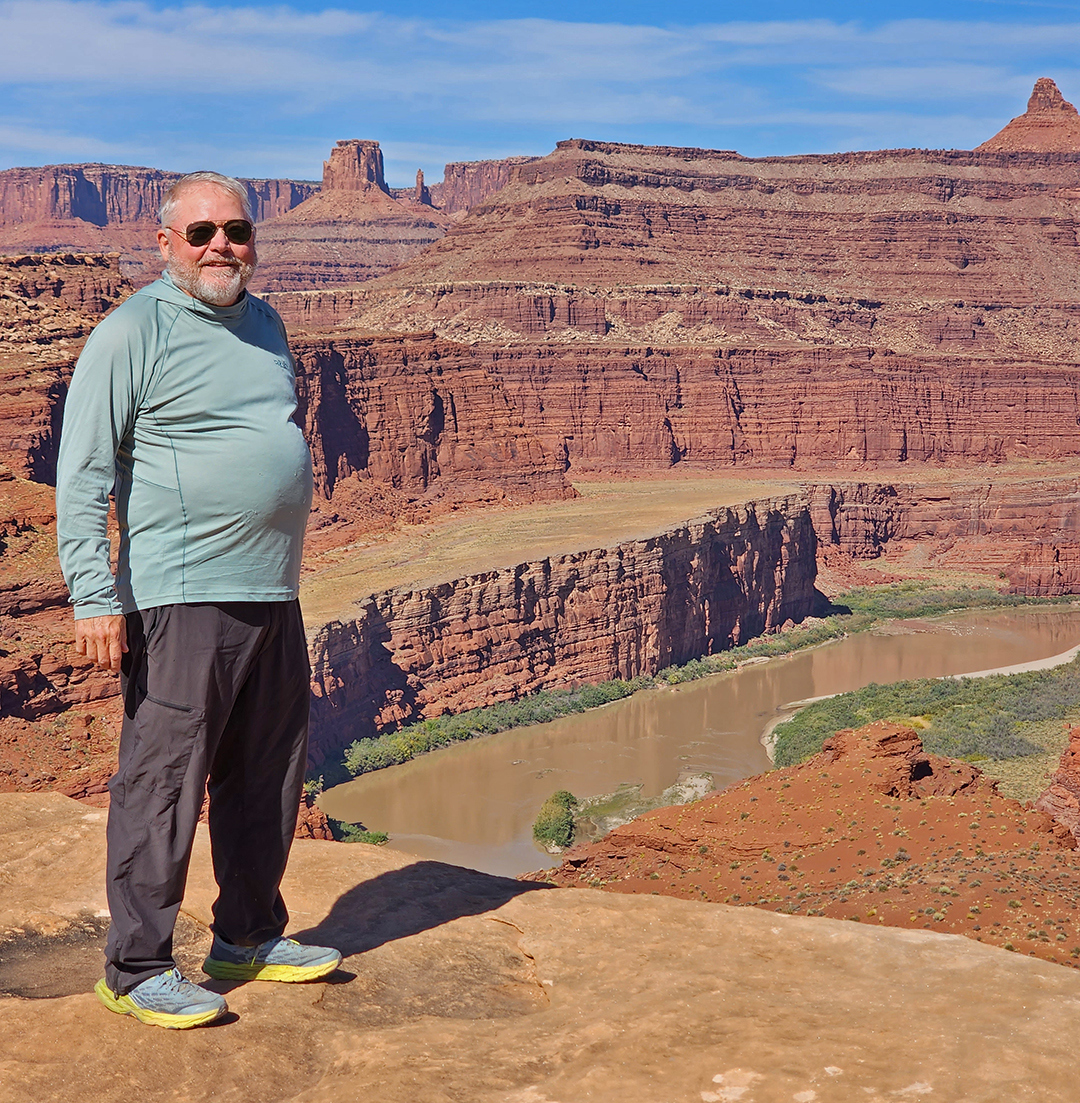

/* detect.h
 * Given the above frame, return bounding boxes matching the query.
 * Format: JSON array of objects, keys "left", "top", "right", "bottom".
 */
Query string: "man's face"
[{"left": 157, "top": 183, "right": 257, "bottom": 306}]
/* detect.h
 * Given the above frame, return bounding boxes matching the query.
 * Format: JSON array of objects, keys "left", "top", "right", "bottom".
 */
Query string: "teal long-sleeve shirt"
[{"left": 56, "top": 273, "right": 313, "bottom": 618}]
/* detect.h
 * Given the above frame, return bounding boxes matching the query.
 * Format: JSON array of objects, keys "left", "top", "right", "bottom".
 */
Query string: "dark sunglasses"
[{"left": 167, "top": 219, "right": 253, "bottom": 247}]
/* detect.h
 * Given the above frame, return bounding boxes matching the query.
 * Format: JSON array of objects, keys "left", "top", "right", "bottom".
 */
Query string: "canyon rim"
[{"left": 4, "top": 77, "right": 1080, "bottom": 1099}]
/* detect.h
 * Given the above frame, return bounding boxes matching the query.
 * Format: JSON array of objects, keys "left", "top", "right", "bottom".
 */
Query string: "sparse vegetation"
[
  {"left": 532, "top": 790, "right": 578, "bottom": 849},
  {"left": 328, "top": 819, "right": 389, "bottom": 845},
  {"left": 335, "top": 583, "right": 1075, "bottom": 780},
  {"left": 772, "top": 654, "right": 1080, "bottom": 768}
]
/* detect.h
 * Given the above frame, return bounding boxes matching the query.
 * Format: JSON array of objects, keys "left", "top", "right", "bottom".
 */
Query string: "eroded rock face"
[
  {"left": 306, "top": 495, "right": 821, "bottom": 761},
  {"left": 1036, "top": 725, "right": 1080, "bottom": 841},
  {"left": 282, "top": 136, "right": 1080, "bottom": 354},
  {"left": 430, "top": 155, "right": 541, "bottom": 213},
  {"left": 251, "top": 141, "right": 453, "bottom": 293},
  {"left": 0, "top": 165, "right": 317, "bottom": 284},
  {"left": 535, "top": 721, "right": 1080, "bottom": 969},
  {"left": 977, "top": 78, "right": 1080, "bottom": 153},
  {"left": 809, "top": 479, "right": 1080, "bottom": 595}
]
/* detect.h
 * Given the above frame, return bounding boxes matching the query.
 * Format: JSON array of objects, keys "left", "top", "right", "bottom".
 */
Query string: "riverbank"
[
  {"left": 325, "top": 583, "right": 1076, "bottom": 788},
  {"left": 320, "top": 604, "right": 1080, "bottom": 875}
]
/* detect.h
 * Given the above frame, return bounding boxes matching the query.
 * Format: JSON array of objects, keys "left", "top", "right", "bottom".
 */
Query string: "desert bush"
[
  {"left": 532, "top": 790, "right": 578, "bottom": 849},
  {"left": 328, "top": 818, "right": 389, "bottom": 844}
]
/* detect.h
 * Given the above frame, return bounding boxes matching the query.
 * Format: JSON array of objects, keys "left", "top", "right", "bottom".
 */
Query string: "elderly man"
[{"left": 56, "top": 170, "right": 341, "bottom": 1029}]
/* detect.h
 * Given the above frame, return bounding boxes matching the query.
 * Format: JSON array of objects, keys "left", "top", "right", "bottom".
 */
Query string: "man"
[{"left": 56, "top": 170, "right": 341, "bottom": 1029}]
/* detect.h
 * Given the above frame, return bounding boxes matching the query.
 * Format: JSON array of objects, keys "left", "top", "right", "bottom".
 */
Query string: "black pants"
[{"left": 104, "top": 601, "right": 310, "bottom": 995}]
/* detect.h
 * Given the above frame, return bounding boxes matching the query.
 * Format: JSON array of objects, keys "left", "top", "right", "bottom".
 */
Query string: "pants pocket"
[{"left": 109, "top": 695, "right": 205, "bottom": 820}]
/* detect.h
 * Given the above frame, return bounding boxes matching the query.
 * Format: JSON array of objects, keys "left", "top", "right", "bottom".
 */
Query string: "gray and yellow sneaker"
[
  {"left": 94, "top": 968, "right": 227, "bottom": 1029},
  {"left": 202, "top": 934, "right": 342, "bottom": 983}
]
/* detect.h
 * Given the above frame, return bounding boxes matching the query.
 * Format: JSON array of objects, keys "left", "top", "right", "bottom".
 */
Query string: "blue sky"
[{"left": 2, "top": 0, "right": 1080, "bottom": 186}]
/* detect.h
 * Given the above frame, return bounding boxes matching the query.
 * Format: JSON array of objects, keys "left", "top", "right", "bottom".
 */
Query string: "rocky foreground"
[
  {"left": 535, "top": 721, "right": 1080, "bottom": 971},
  {"left": 5, "top": 790, "right": 1080, "bottom": 1102}
]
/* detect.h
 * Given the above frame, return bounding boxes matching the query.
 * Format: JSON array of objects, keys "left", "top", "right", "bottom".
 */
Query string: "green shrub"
[
  {"left": 532, "top": 790, "right": 578, "bottom": 849},
  {"left": 328, "top": 818, "right": 389, "bottom": 845}
]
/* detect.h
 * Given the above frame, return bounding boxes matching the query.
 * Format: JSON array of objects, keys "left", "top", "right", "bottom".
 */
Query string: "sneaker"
[
  {"left": 202, "top": 934, "right": 342, "bottom": 983},
  {"left": 94, "top": 968, "right": 227, "bottom": 1029}
]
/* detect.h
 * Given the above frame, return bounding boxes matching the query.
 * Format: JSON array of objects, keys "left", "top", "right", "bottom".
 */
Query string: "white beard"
[{"left": 167, "top": 252, "right": 256, "bottom": 306}]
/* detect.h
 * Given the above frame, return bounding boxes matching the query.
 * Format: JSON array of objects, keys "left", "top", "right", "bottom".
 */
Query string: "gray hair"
[{"left": 159, "top": 171, "right": 253, "bottom": 227}]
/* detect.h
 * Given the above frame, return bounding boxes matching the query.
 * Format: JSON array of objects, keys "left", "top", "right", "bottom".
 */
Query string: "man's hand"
[{"left": 74, "top": 614, "right": 128, "bottom": 674}]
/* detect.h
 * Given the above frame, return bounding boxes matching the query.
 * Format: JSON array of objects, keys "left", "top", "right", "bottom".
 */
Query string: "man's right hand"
[{"left": 74, "top": 614, "right": 128, "bottom": 674}]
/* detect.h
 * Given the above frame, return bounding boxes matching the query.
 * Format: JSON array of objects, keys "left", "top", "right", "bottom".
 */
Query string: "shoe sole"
[
  {"left": 94, "top": 978, "right": 225, "bottom": 1029},
  {"left": 201, "top": 956, "right": 341, "bottom": 983}
]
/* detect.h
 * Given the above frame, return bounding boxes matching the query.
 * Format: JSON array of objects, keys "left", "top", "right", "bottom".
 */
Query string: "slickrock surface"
[
  {"left": 977, "top": 78, "right": 1080, "bottom": 153},
  {"left": 536, "top": 721, "right": 1080, "bottom": 971},
  {"left": 6, "top": 792, "right": 1080, "bottom": 1103}
]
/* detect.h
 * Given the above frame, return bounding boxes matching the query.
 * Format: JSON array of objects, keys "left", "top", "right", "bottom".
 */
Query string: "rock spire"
[
  {"left": 322, "top": 139, "right": 390, "bottom": 193},
  {"left": 976, "top": 77, "right": 1080, "bottom": 152}
]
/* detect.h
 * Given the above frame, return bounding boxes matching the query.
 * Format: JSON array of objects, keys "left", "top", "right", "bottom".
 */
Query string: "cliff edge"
[{"left": 5, "top": 791, "right": 1080, "bottom": 1101}]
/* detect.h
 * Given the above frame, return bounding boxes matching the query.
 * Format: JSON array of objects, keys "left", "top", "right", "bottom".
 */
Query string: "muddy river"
[{"left": 319, "top": 606, "right": 1080, "bottom": 877}]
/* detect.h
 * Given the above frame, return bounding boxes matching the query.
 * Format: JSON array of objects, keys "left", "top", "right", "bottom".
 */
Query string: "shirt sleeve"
[{"left": 55, "top": 302, "right": 153, "bottom": 618}]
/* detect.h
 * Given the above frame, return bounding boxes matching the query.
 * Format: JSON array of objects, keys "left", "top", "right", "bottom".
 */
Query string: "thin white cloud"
[{"left": 1, "top": 2, "right": 1079, "bottom": 171}]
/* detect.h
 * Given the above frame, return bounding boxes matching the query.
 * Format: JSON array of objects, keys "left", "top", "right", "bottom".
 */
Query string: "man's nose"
[{"left": 207, "top": 227, "right": 233, "bottom": 249}]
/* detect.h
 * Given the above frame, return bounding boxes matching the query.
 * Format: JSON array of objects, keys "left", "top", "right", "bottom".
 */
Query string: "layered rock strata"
[
  {"left": 810, "top": 479, "right": 1080, "bottom": 595},
  {"left": 290, "top": 331, "right": 571, "bottom": 504},
  {"left": 0, "top": 165, "right": 317, "bottom": 284},
  {"left": 269, "top": 335, "right": 1080, "bottom": 475},
  {"left": 535, "top": 720, "right": 1080, "bottom": 969},
  {"left": 430, "top": 155, "right": 541, "bottom": 213},
  {"left": 1036, "top": 725, "right": 1080, "bottom": 841},
  {"left": 978, "top": 77, "right": 1080, "bottom": 153},
  {"left": 251, "top": 141, "right": 452, "bottom": 293},
  {"left": 306, "top": 495, "right": 820, "bottom": 763},
  {"left": 271, "top": 125, "right": 1080, "bottom": 365}
]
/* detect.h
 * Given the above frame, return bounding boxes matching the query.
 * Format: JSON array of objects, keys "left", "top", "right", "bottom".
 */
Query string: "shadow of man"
[{"left": 289, "top": 859, "right": 555, "bottom": 957}]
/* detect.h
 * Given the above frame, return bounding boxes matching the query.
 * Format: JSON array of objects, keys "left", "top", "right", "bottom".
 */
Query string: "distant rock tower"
[
  {"left": 414, "top": 169, "right": 432, "bottom": 206},
  {"left": 322, "top": 140, "right": 390, "bottom": 193},
  {"left": 976, "top": 78, "right": 1080, "bottom": 152}
]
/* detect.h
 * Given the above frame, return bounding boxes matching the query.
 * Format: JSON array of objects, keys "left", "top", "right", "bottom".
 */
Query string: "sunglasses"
[{"left": 167, "top": 219, "right": 253, "bottom": 247}]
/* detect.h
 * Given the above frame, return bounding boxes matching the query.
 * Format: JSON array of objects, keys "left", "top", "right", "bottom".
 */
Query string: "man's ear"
[{"left": 157, "top": 228, "right": 171, "bottom": 263}]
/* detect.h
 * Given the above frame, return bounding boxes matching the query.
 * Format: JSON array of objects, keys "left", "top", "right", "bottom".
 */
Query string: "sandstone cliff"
[
  {"left": 810, "top": 478, "right": 1080, "bottom": 595},
  {"left": 264, "top": 335, "right": 1080, "bottom": 476},
  {"left": 430, "top": 155, "right": 541, "bottom": 213},
  {"left": 0, "top": 163, "right": 316, "bottom": 226},
  {"left": 290, "top": 331, "right": 571, "bottom": 504},
  {"left": 272, "top": 134, "right": 1080, "bottom": 367},
  {"left": 306, "top": 495, "right": 820, "bottom": 763},
  {"left": 0, "top": 164, "right": 317, "bottom": 284},
  {"left": 250, "top": 141, "right": 452, "bottom": 293},
  {"left": 977, "top": 78, "right": 1080, "bottom": 153},
  {"left": 1036, "top": 725, "right": 1080, "bottom": 841}
]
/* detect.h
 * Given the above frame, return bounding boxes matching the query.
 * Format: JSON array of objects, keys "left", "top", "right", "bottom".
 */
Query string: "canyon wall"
[
  {"left": 0, "top": 163, "right": 317, "bottom": 226},
  {"left": 277, "top": 333, "right": 1080, "bottom": 474},
  {"left": 430, "top": 156, "right": 541, "bottom": 213},
  {"left": 810, "top": 479, "right": 1080, "bottom": 595},
  {"left": 290, "top": 331, "right": 571, "bottom": 505},
  {"left": 305, "top": 495, "right": 820, "bottom": 762}
]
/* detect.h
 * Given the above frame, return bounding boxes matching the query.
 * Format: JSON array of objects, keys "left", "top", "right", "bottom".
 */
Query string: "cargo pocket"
[{"left": 108, "top": 694, "right": 205, "bottom": 822}]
